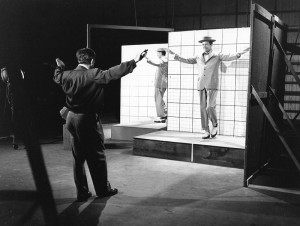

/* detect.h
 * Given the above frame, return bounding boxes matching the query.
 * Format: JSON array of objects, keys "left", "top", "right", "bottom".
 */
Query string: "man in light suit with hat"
[
  {"left": 145, "top": 48, "right": 168, "bottom": 123},
  {"left": 168, "top": 36, "right": 249, "bottom": 139}
]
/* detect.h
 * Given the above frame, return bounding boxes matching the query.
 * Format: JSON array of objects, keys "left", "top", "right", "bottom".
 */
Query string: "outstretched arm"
[
  {"left": 94, "top": 60, "right": 136, "bottom": 84},
  {"left": 146, "top": 56, "right": 167, "bottom": 67},
  {"left": 166, "top": 48, "right": 197, "bottom": 64},
  {"left": 219, "top": 47, "right": 250, "bottom": 61},
  {"left": 93, "top": 50, "right": 147, "bottom": 84}
]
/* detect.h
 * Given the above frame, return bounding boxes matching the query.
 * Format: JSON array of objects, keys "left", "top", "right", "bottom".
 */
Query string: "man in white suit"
[
  {"left": 145, "top": 48, "right": 168, "bottom": 123},
  {"left": 168, "top": 36, "right": 249, "bottom": 139}
]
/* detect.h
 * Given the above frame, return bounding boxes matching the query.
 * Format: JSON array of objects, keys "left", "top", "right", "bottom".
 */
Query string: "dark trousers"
[{"left": 66, "top": 111, "right": 108, "bottom": 196}]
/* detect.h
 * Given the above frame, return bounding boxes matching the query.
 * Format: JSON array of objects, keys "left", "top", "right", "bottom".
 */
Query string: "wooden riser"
[{"left": 133, "top": 131, "right": 245, "bottom": 169}]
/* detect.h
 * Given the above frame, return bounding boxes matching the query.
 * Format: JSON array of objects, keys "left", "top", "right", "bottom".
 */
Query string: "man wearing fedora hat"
[
  {"left": 168, "top": 36, "right": 249, "bottom": 139},
  {"left": 145, "top": 48, "right": 168, "bottom": 123}
]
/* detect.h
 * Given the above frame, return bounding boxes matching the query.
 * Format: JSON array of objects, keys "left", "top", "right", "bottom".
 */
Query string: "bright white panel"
[
  {"left": 121, "top": 43, "right": 168, "bottom": 123},
  {"left": 180, "top": 103, "right": 193, "bottom": 117},
  {"left": 167, "top": 27, "right": 250, "bottom": 137},
  {"left": 181, "top": 74, "right": 194, "bottom": 89},
  {"left": 223, "top": 28, "right": 238, "bottom": 44},
  {"left": 237, "top": 27, "right": 251, "bottom": 43},
  {"left": 180, "top": 118, "right": 193, "bottom": 132},
  {"left": 181, "top": 31, "right": 195, "bottom": 45}
]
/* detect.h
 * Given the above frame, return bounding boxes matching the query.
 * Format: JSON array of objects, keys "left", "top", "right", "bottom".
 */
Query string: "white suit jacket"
[
  {"left": 174, "top": 51, "right": 240, "bottom": 90},
  {"left": 147, "top": 56, "right": 168, "bottom": 89}
]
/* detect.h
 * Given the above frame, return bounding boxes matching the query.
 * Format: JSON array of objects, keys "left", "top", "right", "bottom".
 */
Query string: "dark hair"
[
  {"left": 158, "top": 50, "right": 166, "bottom": 56},
  {"left": 76, "top": 48, "right": 96, "bottom": 64}
]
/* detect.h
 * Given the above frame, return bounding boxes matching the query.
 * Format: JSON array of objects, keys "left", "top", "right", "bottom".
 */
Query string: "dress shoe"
[
  {"left": 211, "top": 126, "right": 218, "bottom": 138},
  {"left": 202, "top": 131, "right": 210, "bottom": 139},
  {"left": 76, "top": 191, "right": 92, "bottom": 202},
  {"left": 97, "top": 188, "right": 118, "bottom": 199}
]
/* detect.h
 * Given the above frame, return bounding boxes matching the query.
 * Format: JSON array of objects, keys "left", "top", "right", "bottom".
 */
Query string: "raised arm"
[
  {"left": 146, "top": 57, "right": 168, "bottom": 67},
  {"left": 219, "top": 47, "right": 250, "bottom": 61},
  {"left": 53, "top": 58, "right": 65, "bottom": 85},
  {"left": 93, "top": 60, "right": 137, "bottom": 84},
  {"left": 167, "top": 48, "right": 197, "bottom": 64},
  {"left": 93, "top": 50, "right": 147, "bottom": 84}
]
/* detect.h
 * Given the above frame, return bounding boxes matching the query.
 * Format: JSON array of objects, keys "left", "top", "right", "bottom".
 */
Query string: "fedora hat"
[{"left": 199, "top": 36, "right": 216, "bottom": 43}]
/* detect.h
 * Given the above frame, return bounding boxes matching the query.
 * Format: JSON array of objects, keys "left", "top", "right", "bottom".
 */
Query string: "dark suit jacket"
[{"left": 54, "top": 60, "right": 136, "bottom": 113}]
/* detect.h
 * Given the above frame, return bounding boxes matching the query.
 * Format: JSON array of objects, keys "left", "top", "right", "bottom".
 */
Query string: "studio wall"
[{"left": 167, "top": 27, "right": 250, "bottom": 136}]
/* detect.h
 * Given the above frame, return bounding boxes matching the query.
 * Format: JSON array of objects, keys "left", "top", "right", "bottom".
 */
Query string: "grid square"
[
  {"left": 180, "top": 89, "right": 194, "bottom": 104},
  {"left": 220, "top": 91, "right": 235, "bottom": 106},
  {"left": 219, "top": 120, "right": 234, "bottom": 136},
  {"left": 167, "top": 117, "right": 179, "bottom": 131},
  {"left": 193, "top": 104, "right": 201, "bottom": 119},
  {"left": 223, "top": 28, "right": 238, "bottom": 44},
  {"left": 169, "top": 32, "right": 181, "bottom": 46},
  {"left": 168, "top": 103, "right": 180, "bottom": 117},
  {"left": 237, "top": 27, "right": 251, "bottom": 44},
  {"left": 180, "top": 118, "right": 193, "bottom": 132},
  {"left": 220, "top": 75, "right": 236, "bottom": 90},
  {"left": 181, "top": 63, "right": 194, "bottom": 75},
  {"left": 234, "top": 121, "right": 247, "bottom": 137},
  {"left": 181, "top": 74, "right": 194, "bottom": 89},
  {"left": 236, "top": 76, "right": 248, "bottom": 91},
  {"left": 192, "top": 118, "right": 202, "bottom": 132},
  {"left": 235, "top": 106, "right": 247, "bottom": 121},
  {"left": 168, "top": 75, "right": 181, "bottom": 89},
  {"left": 235, "top": 91, "right": 248, "bottom": 107},
  {"left": 168, "top": 89, "right": 181, "bottom": 103},
  {"left": 168, "top": 61, "right": 181, "bottom": 75},
  {"left": 219, "top": 106, "right": 235, "bottom": 120},
  {"left": 180, "top": 103, "right": 193, "bottom": 118},
  {"left": 181, "top": 31, "right": 195, "bottom": 45}
]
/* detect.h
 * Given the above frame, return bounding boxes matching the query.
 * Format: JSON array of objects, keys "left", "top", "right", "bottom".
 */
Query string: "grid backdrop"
[
  {"left": 167, "top": 28, "right": 250, "bottom": 137},
  {"left": 121, "top": 44, "right": 168, "bottom": 123}
]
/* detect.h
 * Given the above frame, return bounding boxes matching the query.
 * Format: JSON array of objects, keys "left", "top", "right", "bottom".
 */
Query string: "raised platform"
[
  {"left": 111, "top": 121, "right": 167, "bottom": 141},
  {"left": 133, "top": 131, "right": 245, "bottom": 168}
]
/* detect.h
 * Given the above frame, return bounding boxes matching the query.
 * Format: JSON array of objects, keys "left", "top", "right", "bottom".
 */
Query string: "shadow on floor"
[{"left": 58, "top": 197, "right": 110, "bottom": 226}]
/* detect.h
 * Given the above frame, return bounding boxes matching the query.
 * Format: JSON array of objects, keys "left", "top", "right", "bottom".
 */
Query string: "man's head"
[
  {"left": 202, "top": 41, "right": 213, "bottom": 53},
  {"left": 199, "top": 36, "right": 216, "bottom": 53},
  {"left": 76, "top": 48, "right": 96, "bottom": 66},
  {"left": 156, "top": 48, "right": 166, "bottom": 58}
]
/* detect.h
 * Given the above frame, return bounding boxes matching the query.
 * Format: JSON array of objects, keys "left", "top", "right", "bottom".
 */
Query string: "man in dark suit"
[{"left": 54, "top": 48, "right": 145, "bottom": 201}]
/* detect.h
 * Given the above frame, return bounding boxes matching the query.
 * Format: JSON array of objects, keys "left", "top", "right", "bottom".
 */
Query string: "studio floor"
[{"left": 0, "top": 138, "right": 300, "bottom": 226}]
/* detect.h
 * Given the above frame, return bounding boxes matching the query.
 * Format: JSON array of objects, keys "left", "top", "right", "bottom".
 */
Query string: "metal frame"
[
  {"left": 245, "top": 3, "right": 300, "bottom": 187},
  {"left": 86, "top": 24, "right": 174, "bottom": 48},
  {"left": 251, "top": 86, "right": 300, "bottom": 171},
  {"left": 245, "top": 3, "right": 288, "bottom": 187}
]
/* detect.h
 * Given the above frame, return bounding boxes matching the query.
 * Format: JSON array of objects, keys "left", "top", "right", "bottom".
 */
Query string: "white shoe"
[
  {"left": 211, "top": 126, "right": 218, "bottom": 138},
  {"left": 202, "top": 131, "right": 210, "bottom": 139}
]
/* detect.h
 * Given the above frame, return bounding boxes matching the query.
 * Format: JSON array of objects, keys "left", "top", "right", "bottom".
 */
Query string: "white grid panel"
[
  {"left": 121, "top": 44, "right": 168, "bottom": 123},
  {"left": 167, "top": 28, "right": 250, "bottom": 136}
]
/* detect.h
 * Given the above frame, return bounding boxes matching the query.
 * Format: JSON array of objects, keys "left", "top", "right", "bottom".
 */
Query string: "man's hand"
[
  {"left": 240, "top": 47, "right": 250, "bottom": 55},
  {"left": 166, "top": 48, "right": 175, "bottom": 55},
  {"left": 56, "top": 58, "right": 65, "bottom": 68},
  {"left": 134, "top": 49, "right": 148, "bottom": 63}
]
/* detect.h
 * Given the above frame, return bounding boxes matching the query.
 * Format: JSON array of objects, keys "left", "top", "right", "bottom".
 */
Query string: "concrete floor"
[{"left": 1, "top": 140, "right": 300, "bottom": 226}]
